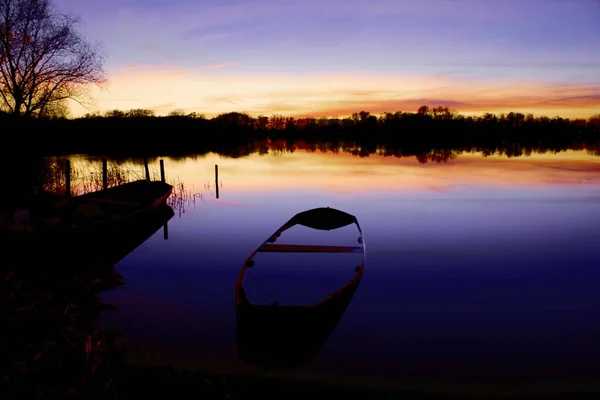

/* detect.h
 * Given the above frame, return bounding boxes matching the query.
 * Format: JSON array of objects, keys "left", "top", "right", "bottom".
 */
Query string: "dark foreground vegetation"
[{"left": 2, "top": 107, "right": 599, "bottom": 160}]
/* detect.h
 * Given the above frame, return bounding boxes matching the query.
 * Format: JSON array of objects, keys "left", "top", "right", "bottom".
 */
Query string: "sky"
[{"left": 54, "top": 0, "right": 600, "bottom": 118}]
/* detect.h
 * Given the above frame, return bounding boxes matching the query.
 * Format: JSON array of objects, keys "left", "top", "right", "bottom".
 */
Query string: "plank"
[{"left": 257, "top": 243, "right": 364, "bottom": 253}]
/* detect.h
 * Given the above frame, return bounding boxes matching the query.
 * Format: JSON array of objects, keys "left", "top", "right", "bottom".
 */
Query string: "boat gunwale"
[{"left": 235, "top": 207, "right": 366, "bottom": 309}]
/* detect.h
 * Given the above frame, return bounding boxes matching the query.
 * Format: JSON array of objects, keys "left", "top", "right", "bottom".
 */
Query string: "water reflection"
[
  {"left": 236, "top": 208, "right": 365, "bottom": 369},
  {"left": 70, "top": 150, "right": 600, "bottom": 198},
  {"left": 99, "top": 205, "right": 174, "bottom": 265},
  {"left": 12, "top": 143, "right": 598, "bottom": 212},
  {"left": 74, "top": 137, "right": 600, "bottom": 165},
  {"left": 6, "top": 147, "right": 600, "bottom": 389},
  {"left": 94, "top": 146, "right": 600, "bottom": 386},
  {"left": 167, "top": 181, "right": 208, "bottom": 217}
]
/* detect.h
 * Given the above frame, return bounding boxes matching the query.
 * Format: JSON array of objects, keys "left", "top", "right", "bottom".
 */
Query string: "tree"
[
  {"left": 0, "top": 0, "right": 105, "bottom": 117},
  {"left": 417, "top": 105, "right": 429, "bottom": 115},
  {"left": 125, "top": 108, "right": 154, "bottom": 118},
  {"left": 253, "top": 115, "right": 268, "bottom": 130},
  {"left": 105, "top": 109, "right": 125, "bottom": 118},
  {"left": 167, "top": 109, "right": 186, "bottom": 117}
]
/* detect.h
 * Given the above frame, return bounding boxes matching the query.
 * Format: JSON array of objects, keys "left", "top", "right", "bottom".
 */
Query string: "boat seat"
[{"left": 257, "top": 244, "right": 364, "bottom": 253}]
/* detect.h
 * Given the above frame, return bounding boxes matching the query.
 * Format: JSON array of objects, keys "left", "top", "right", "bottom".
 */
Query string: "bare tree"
[{"left": 0, "top": 0, "right": 105, "bottom": 117}]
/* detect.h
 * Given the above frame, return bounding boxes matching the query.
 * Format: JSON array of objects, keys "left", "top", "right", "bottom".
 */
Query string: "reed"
[
  {"left": 167, "top": 180, "right": 206, "bottom": 216},
  {"left": 38, "top": 159, "right": 155, "bottom": 197}
]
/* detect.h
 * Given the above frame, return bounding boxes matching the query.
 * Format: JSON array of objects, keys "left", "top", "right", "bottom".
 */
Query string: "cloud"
[
  {"left": 86, "top": 68, "right": 600, "bottom": 119},
  {"left": 535, "top": 94, "right": 600, "bottom": 106},
  {"left": 345, "top": 90, "right": 390, "bottom": 97},
  {"left": 201, "top": 62, "right": 234, "bottom": 72},
  {"left": 150, "top": 103, "right": 178, "bottom": 114}
]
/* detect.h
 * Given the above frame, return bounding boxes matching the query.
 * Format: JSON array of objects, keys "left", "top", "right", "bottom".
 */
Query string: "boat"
[
  {"left": 235, "top": 207, "right": 366, "bottom": 369},
  {"left": 3, "top": 180, "right": 172, "bottom": 234}
]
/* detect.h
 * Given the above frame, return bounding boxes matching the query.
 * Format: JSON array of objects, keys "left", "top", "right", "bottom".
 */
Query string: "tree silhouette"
[
  {"left": 125, "top": 108, "right": 154, "bottom": 118},
  {"left": 0, "top": 0, "right": 105, "bottom": 117},
  {"left": 104, "top": 109, "right": 125, "bottom": 118},
  {"left": 417, "top": 105, "right": 430, "bottom": 115},
  {"left": 167, "top": 109, "right": 186, "bottom": 117},
  {"left": 1, "top": 105, "right": 598, "bottom": 161}
]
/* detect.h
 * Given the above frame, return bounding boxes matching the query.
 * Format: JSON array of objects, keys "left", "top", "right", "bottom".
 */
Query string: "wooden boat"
[
  {"left": 3, "top": 180, "right": 172, "bottom": 236},
  {"left": 2, "top": 180, "right": 173, "bottom": 265},
  {"left": 235, "top": 207, "right": 366, "bottom": 369}
]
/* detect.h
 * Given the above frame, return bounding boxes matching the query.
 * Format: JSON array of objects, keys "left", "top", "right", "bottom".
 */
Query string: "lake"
[{"left": 68, "top": 149, "right": 600, "bottom": 386}]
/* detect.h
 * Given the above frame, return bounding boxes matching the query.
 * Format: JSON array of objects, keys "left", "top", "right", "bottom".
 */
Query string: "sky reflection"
[
  {"left": 98, "top": 150, "right": 600, "bottom": 382},
  {"left": 72, "top": 149, "right": 600, "bottom": 196}
]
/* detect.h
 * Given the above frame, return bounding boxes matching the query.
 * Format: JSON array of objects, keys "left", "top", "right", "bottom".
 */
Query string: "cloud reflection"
[{"left": 88, "top": 150, "right": 600, "bottom": 196}]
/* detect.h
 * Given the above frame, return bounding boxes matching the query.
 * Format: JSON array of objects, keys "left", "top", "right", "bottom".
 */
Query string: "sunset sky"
[{"left": 55, "top": 0, "right": 600, "bottom": 118}]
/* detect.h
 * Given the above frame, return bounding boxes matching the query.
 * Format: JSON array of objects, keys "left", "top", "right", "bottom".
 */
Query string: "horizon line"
[{"left": 72, "top": 106, "right": 600, "bottom": 121}]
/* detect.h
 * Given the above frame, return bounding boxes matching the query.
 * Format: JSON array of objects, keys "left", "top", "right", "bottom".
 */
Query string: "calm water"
[{"left": 73, "top": 150, "right": 600, "bottom": 383}]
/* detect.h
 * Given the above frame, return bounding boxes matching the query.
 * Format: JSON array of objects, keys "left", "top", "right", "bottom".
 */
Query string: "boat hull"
[
  {"left": 1, "top": 180, "right": 173, "bottom": 260},
  {"left": 235, "top": 207, "right": 366, "bottom": 369}
]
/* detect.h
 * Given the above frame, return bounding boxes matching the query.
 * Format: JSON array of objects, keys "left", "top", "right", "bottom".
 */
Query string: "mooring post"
[
  {"left": 163, "top": 221, "right": 169, "bottom": 240},
  {"left": 215, "top": 164, "right": 219, "bottom": 199},
  {"left": 102, "top": 159, "right": 108, "bottom": 190},
  {"left": 144, "top": 158, "right": 150, "bottom": 181},
  {"left": 65, "top": 160, "right": 71, "bottom": 197},
  {"left": 160, "top": 159, "right": 165, "bottom": 183}
]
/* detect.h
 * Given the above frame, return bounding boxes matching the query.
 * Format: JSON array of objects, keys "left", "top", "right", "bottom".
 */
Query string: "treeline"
[{"left": 1, "top": 106, "right": 599, "bottom": 158}]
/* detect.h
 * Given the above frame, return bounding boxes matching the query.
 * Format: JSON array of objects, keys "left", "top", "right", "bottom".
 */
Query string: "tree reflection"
[{"left": 1, "top": 106, "right": 597, "bottom": 161}]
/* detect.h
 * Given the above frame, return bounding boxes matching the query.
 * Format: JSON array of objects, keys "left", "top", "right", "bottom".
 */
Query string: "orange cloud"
[{"left": 75, "top": 67, "right": 600, "bottom": 119}]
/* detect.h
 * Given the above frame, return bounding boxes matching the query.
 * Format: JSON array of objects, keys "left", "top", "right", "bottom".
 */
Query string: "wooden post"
[
  {"left": 102, "top": 159, "right": 108, "bottom": 190},
  {"left": 65, "top": 160, "right": 71, "bottom": 197},
  {"left": 160, "top": 159, "right": 165, "bottom": 183},
  {"left": 163, "top": 221, "right": 169, "bottom": 240},
  {"left": 144, "top": 158, "right": 150, "bottom": 181},
  {"left": 215, "top": 164, "right": 219, "bottom": 199}
]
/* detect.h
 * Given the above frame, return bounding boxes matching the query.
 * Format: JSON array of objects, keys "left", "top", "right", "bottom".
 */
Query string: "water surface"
[{"left": 80, "top": 150, "right": 600, "bottom": 384}]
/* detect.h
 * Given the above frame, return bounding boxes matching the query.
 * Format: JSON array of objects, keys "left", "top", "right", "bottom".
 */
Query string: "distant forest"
[{"left": 2, "top": 106, "right": 599, "bottom": 159}]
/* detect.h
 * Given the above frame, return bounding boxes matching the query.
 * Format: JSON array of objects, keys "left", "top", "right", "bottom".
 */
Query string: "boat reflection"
[
  {"left": 96, "top": 204, "right": 174, "bottom": 265},
  {"left": 235, "top": 207, "right": 366, "bottom": 369},
  {"left": 3, "top": 201, "right": 174, "bottom": 267}
]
